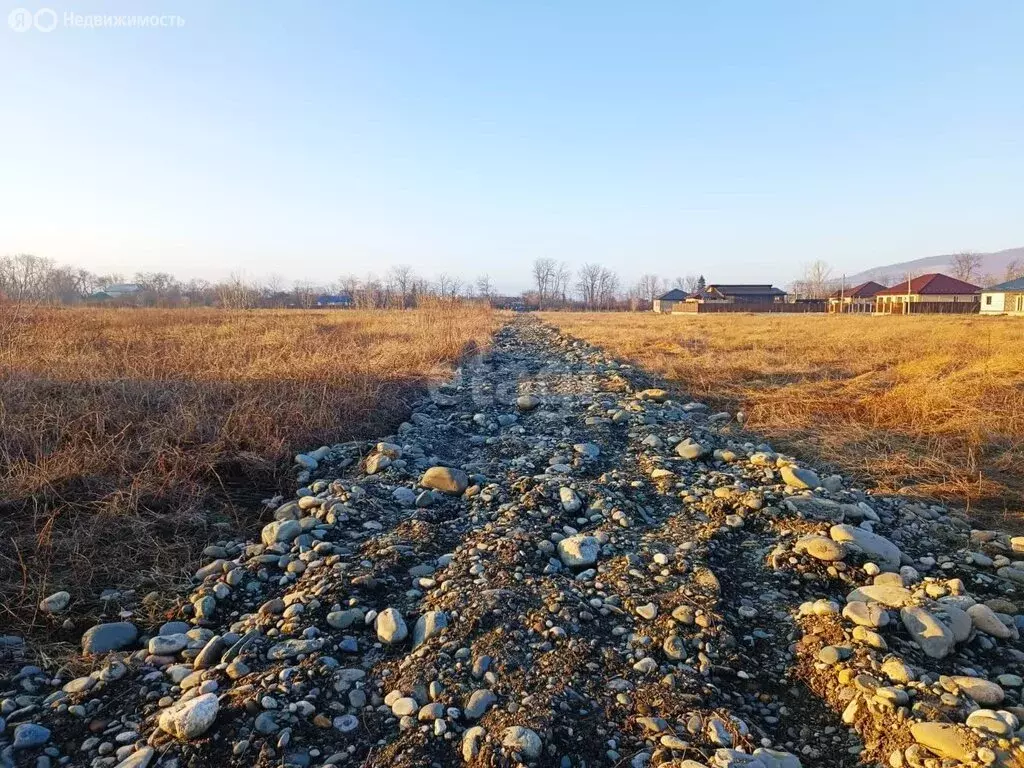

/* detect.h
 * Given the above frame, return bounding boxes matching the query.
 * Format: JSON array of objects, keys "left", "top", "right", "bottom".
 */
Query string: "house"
[
  {"left": 314, "top": 293, "right": 353, "bottom": 308},
  {"left": 689, "top": 284, "right": 787, "bottom": 303},
  {"left": 652, "top": 288, "right": 689, "bottom": 313},
  {"left": 980, "top": 277, "right": 1024, "bottom": 316},
  {"left": 873, "top": 273, "right": 980, "bottom": 314},
  {"left": 828, "top": 281, "right": 886, "bottom": 314},
  {"left": 102, "top": 283, "right": 143, "bottom": 297}
]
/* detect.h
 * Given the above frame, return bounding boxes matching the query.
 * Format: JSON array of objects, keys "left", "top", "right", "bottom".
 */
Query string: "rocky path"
[{"left": 4, "top": 317, "right": 1024, "bottom": 768}]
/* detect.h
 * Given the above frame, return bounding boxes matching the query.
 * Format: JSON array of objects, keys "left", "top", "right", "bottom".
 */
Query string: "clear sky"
[{"left": 2, "top": 1, "right": 1022, "bottom": 292}]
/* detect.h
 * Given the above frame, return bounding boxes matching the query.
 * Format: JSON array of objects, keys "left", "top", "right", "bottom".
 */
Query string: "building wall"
[
  {"left": 653, "top": 299, "right": 681, "bottom": 313},
  {"left": 981, "top": 292, "right": 1006, "bottom": 314}
]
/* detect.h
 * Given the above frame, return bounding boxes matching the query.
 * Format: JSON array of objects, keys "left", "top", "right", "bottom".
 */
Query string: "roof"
[
  {"left": 706, "top": 284, "right": 787, "bottom": 296},
  {"left": 830, "top": 280, "right": 886, "bottom": 299},
  {"left": 102, "top": 283, "right": 142, "bottom": 293},
  {"left": 656, "top": 289, "right": 689, "bottom": 301},
  {"left": 874, "top": 273, "right": 981, "bottom": 296},
  {"left": 984, "top": 277, "right": 1024, "bottom": 292}
]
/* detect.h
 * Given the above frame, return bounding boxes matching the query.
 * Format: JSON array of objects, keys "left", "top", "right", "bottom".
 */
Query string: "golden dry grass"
[
  {"left": 543, "top": 311, "right": 1024, "bottom": 528},
  {"left": 0, "top": 301, "right": 497, "bottom": 642}
]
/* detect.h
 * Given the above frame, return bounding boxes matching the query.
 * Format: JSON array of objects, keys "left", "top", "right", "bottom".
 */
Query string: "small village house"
[
  {"left": 980, "top": 277, "right": 1024, "bottom": 316},
  {"left": 827, "top": 280, "right": 886, "bottom": 313},
  {"left": 873, "top": 273, "right": 980, "bottom": 314},
  {"left": 652, "top": 288, "right": 689, "bottom": 313},
  {"left": 688, "top": 284, "right": 787, "bottom": 303}
]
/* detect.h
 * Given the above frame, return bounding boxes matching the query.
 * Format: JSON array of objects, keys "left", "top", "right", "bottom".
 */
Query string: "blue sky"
[{"left": 2, "top": 1, "right": 1022, "bottom": 292}]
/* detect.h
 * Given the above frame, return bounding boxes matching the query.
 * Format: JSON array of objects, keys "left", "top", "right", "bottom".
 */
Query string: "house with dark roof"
[
  {"left": 652, "top": 288, "right": 689, "bottom": 313},
  {"left": 981, "top": 276, "right": 1024, "bottom": 316},
  {"left": 827, "top": 280, "right": 886, "bottom": 314},
  {"left": 314, "top": 293, "right": 353, "bottom": 308},
  {"left": 691, "top": 284, "right": 787, "bottom": 304},
  {"left": 873, "top": 273, "right": 981, "bottom": 314}
]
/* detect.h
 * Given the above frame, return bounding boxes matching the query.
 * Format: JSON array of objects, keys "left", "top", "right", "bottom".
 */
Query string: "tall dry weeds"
[
  {"left": 543, "top": 312, "right": 1024, "bottom": 528},
  {"left": 0, "top": 302, "right": 496, "bottom": 644}
]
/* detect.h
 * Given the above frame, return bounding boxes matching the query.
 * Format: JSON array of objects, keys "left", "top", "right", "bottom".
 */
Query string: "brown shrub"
[
  {"left": 542, "top": 312, "right": 1024, "bottom": 528},
  {"left": 0, "top": 301, "right": 496, "bottom": 642}
]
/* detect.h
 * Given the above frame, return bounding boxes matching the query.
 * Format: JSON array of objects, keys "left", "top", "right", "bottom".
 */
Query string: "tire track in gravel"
[{"left": 5, "top": 316, "right": 1024, "bottom": 768}]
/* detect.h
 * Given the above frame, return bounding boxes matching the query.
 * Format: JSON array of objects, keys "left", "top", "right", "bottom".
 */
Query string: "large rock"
[
  {"left": 82, "top": 622, "right": 138, "bottom": 654},
  {"left": 375, "top": 608, "right": 408, "bottom": 644},
  {"left": 557, "top": 535, "right": 600, "bottom": 568},
  {"left": 261, "top": 519, "right": 302, "bottom": 546},
  {"left": 420, "top": 466, "right": 469, "bottom": 495},
  {"left": 158, "top": 693, "right": 219, "bottom": 740},
  {"left": 794, "top": 535, "right": 846, "bottom": 562},
  {"left": 12, "top": 723, "right": 51, "bottom": 750},
  {"left": 516, "top": 394, "right": 541, "bottom": 411},
  {"left": 901, "top": 606, "right": 955, "bottom": 659},
  {"left": 464, "top": 689, "right": 497, "bottom": 719},
  {"left": 829, "top": 524, "right": 902, "bottom": 571},
  {"left": 967, "top": 603, "right": 1013, "bottom": 639},
  {"left": 910, "top": 722, "right": 975, "bottom": 762},
  {"left": 846, "top": 584, "right": 916, "bottom": 608},
  {"left": 502, "top": 726, "right": 542, "bottom": 759},
  {"left": 412, "top": 611, "right": 448, "bottom": 648},
  {"left": 946, "top": 675, "right": 1004, "bottom": 706},
  {"left": 780, "top": 465, "right": 820, "bottom": 489}
]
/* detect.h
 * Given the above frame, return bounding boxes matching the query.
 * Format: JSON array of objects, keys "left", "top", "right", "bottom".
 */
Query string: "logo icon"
[
  {"left": 34, "top": 7, "right": 57, "bottom": 31},
  {"left": 8, "top": 7, "right": 34, "bottom": 31}
]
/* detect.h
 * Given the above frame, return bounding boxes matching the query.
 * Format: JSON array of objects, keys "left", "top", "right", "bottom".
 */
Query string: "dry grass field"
[
  {"left": 544, "top": 312, "right": 1024, "bottom": 528},
  {"left": 0, "top": 301, "right": 496, "bottom": 642}
]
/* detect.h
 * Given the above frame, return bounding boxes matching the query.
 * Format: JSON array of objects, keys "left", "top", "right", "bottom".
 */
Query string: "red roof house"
[{"left": 874, "top": 273, "right": 981, "bottom": 314}]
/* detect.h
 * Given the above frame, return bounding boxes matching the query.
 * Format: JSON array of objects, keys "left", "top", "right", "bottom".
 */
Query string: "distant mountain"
[{"left": 841, "top": 247, "right": 1024, "bottom": 289}]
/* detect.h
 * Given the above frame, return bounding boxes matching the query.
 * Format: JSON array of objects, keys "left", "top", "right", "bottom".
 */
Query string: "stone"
[
  {"left": 559, "top": 487, "right": 582, "bottom": 512},
  {"left": 901, "top": 606, "right": 955, "bottom": 659},
  {"left": 517, "top": 394, "right": 541, "bottom": 411},
  {"left": 557, "top": 535, "right": 600, "bottom": 568},
  {"left": 845, "top": 584, "right": 916, "bottom": 608},
  {"left": 375, "top": 608, "right": 408, "bottom": 644},
  {"left": 463, "top": 726, "right": 486, "bottom": 761},
  {"left": 82, "top": 622, "right": 138, "bottom": 654},
  {"left": 420, "top": 466, "right": 469, "bottom": 494},
  {"left": 948, "top": 676, "right": 1004, "bottom": 706},
  {"left": 114, "top": 747, "right": 155, "bottom": 768},
  {"left": 910, "top": 722, "right": 975, "bottom": 762},
  {"left": 780, "top": 465, "right": 820, "bottom": 489},
  {"left": 639, "top": 388, "right": 669, "bottom": 402},
  {"left": 158, "top": 693, "right": 219, "bottom": 740},
  {"left": 842, "top": 601, "right": 889, "bottom": 628},
  {"left": 261, "top": 519, "right": 302, "bottom": 546},
  {"left": 412, "top": 611, "right": 448, "bottom": 648},
  {"left": 12, "top": 723, "right": 51, "bottom": 750},
  {"left": 390, "top": 697, "right": 417, "bottom": 716},
  {"left": 39, "top": 590, "right": 71, "bottom": 614},
  {"left": 967, "top": 603, "right": 1012, "bottom": 639},
  {"left": 149, "top": 633, "right": 189, "bottom": 655},
  {"left": 464, "top": 689, "right": 497, "bottom": 719},
  {"left": 502, "top": 726, "right": 542, "bottom": 759},
  {"left": 829, "top": 524, "right": 902, "bottom": 571},
  {"left": 675, "top": 440, "right": 707, "bottom": 460},
  {"left": 795, "top": 535, "right": 846, "bottom": 562},
  {"left": 663, "top": 634, "right": 686, "bottom": 660}
]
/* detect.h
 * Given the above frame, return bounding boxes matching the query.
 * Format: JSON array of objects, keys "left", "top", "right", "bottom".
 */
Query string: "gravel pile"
[{"left": 3, "top": 317, "right": 1023, "bottom": 768}]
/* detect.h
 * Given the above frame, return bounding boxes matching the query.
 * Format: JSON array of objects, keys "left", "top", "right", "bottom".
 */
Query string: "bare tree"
[
  {"left": 632, "top": 274, "right": 663, "bottom": 310},
  {"left": 951, "top": 251, "right": 983, "bottom": 283},
  {"left": 532, "top": 258, "right": 557, "bottom": 310},
  {"left": 793, "top": 260, "right": 834, "bottom": 299},
  {"left": 475, "top": 274, "right": 493, "bottom": 300},
  {"left": 683, "top": 275, "right": 701, "bottom": 293},
  {"left": 436, "top": 273, "right": 462, "bottom": 299},
  {"left": 386, "top": 265, "right": 416, "bottom": 308},
  {"left": 1005, "top": 259, "right": 1024, "bottom": 282},
  {"left": 576, "top": 264, "right": 619, "bottom": 310}
]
